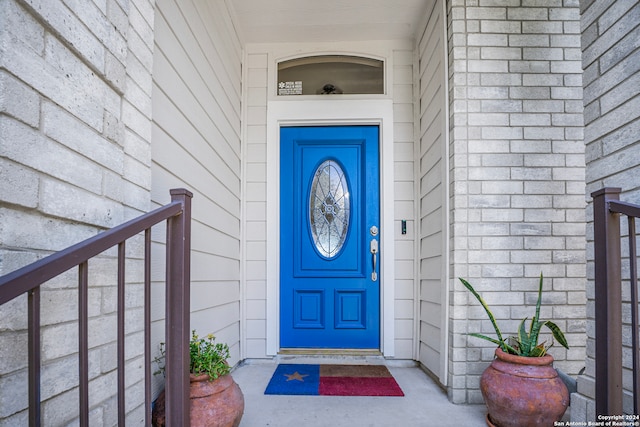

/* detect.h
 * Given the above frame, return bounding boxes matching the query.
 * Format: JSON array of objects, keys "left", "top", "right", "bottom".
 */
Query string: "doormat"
[{"left": 264, "top": 364, "right": 404, "bottom": 396}]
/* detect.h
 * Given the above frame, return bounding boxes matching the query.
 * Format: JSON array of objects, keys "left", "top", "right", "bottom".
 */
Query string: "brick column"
[
  {"left": 573, "top": 0, "right": 640, "bottom": 421},
  {"left": 446, "top": 0, "right": 585, "bottom": 404}
]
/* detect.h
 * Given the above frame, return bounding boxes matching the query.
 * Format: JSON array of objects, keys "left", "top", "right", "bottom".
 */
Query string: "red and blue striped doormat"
[{"left": 264, "top": 364, "right": 404, "bottom": 396}]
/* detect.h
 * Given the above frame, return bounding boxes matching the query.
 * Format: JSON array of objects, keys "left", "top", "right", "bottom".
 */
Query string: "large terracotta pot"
[
  {"left": 152, "top": 373, "right": 244, "bottom": 427},
  {"left": 481, "top": 348, "right": 569, "bottom": 427}
]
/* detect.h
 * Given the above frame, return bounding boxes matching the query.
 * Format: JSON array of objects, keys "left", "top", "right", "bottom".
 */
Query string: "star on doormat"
[
  {"left": 285, "top": 371, "right": 309, "bottom": 382},
  {"left": 264, "top": 364, "right": 404, "bottom": 396}
]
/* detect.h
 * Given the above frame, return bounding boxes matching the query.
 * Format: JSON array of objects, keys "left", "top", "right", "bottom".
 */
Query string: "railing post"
[
  {"left": 28, "top": 288, "right": 41, "bottom": 427},
  {"left": 628, "top": 216, "right": 640, "bottom": 415},
  {"left": 591, "top": 187, "right": 623, "bottom": 416},
  {"left": 165, "top": 189, "right": 193, "bottom": 426}
]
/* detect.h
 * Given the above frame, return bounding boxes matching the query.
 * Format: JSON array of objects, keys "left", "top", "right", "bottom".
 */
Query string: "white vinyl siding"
[
  {"left": 243, "top": 52, "right": 269, "bottom": 358},
  {"left": 393, "top": 48, "right": 418, "bottom": 359},
  {"left": 416, "top": 0, "right": 448, "bottom": 384},
  {"left": 151, "top": 0, "right": 243, "bottom": 367}
]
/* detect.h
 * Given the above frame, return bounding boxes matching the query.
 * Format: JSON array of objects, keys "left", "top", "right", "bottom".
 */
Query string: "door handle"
[{"left": 370, "top": 238, "right": 378, "bottom": 282}]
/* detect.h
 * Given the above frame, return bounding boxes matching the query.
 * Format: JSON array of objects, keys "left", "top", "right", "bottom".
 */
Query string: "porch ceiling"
[{"left": 231, "top": 0, "right": 433, "bottom": 43}]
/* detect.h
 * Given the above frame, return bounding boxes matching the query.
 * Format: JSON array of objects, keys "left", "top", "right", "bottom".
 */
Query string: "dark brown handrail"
[
  {"left": 0, "top": 188, "right": 193, "bottom": 426},
  {"left": 592, "top": 187, "right": 640, "bottom": 416},
  {"left": 0, "top": 198, "right": 182, "bottom": 304}
]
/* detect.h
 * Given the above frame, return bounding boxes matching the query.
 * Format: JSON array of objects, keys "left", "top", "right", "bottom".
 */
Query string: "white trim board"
[{"left": 266, "top": 99, "right": 396, "bottom": 357}]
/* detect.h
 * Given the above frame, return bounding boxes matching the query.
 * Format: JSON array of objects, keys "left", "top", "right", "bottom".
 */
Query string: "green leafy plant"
[
  {"left": 459, "top": 273, "right": 569, "bottom": 357},
  {"left": 155, "top": 330, "right": 231, "bottom": 380}
]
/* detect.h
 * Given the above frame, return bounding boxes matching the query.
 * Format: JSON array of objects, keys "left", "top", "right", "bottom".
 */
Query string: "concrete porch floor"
[{"left": 231, "top": 359, "right": 488, "bottom": 427}]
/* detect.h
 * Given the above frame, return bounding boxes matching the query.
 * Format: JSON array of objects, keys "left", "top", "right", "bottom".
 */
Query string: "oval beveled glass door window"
[{"left": 309, "top": 160, "right": 350, "bottom": 258}]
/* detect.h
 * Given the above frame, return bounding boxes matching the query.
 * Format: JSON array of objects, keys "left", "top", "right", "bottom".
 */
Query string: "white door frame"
[{"left": 265, "top": 99, "right": 395, "bottom": 356}]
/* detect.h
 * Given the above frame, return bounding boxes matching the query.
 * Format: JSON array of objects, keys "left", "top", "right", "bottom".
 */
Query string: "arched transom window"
[{"left": 277, "top": 55, "right": 384, "bottom": 96}]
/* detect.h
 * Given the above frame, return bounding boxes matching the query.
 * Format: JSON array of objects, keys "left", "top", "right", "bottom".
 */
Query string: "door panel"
[{"left": 280, "top": 126, "right": 380, "bottom": 349}]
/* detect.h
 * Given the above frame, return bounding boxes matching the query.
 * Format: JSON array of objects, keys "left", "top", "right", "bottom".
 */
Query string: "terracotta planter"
[
  {"left": 481, "top": 348, "right": 569, "bottom": 427},
  {"left": 152, "top": 374, "right": 244, "bottom": 427}
]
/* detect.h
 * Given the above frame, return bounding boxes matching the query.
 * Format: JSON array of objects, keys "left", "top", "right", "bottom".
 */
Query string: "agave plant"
[{"left": 459, "top": 273, "right": 569, "bottom": 357}]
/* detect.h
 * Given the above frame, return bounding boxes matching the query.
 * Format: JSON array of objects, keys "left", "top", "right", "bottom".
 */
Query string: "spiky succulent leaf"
[
  {"left": 530, "top": 342, "right": 548, "bottom": 357},
  {"left": 543, "top": 321, "right": 569, "bottom": 349},
  {"left": 535, "top": 273, "right": 544, "bottom": 325},
  {"left": 468, "top": 333, "right": 503, "bottom": 347},
  {"left": 459, "top": 278, "right": 509, "bottom": 353},
  {"left": 517, "top": 318, "right": 532, "bottom": 356},
  {"left": 459, "top": 274, "right": 569, "bottom": 357},
  {"left": 528, "top": 319, "right": 544, "bottom": 353}
]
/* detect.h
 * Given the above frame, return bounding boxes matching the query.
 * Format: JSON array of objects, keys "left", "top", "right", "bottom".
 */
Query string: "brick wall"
[
  {"left": 0, "top": 0, "right": 155, "bottom": 424},
  {"left": 446, "top": 0, "right": 586, "bottom": 404},
  {"left": 572, "top": 0, "right": 640, "bottom": 421}
]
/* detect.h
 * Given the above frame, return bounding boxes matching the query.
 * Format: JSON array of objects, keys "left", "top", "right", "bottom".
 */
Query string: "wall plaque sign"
[{"left": 278, "top": 81, "right": 303, "bottom": 95}]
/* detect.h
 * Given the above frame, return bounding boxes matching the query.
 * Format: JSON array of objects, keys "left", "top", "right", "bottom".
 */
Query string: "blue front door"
[{"left": 280, "top": 126, "right": 380, "bottom": 349}]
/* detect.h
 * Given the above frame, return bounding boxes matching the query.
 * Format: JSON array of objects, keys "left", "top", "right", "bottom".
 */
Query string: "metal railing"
[
  {"left": 592, "top": 187, "right": 640, "bottom": 416},
  {"left": 0, "top": 188, "right": 193, "bottom": 426}
]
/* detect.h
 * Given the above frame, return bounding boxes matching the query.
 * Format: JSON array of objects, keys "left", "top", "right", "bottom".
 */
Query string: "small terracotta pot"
[
  {"left": 481, "top": 348, "right": 569, "bottom": 427},
  {"left": 152, "top": 373, "right": 244, "bottom": 427}
]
